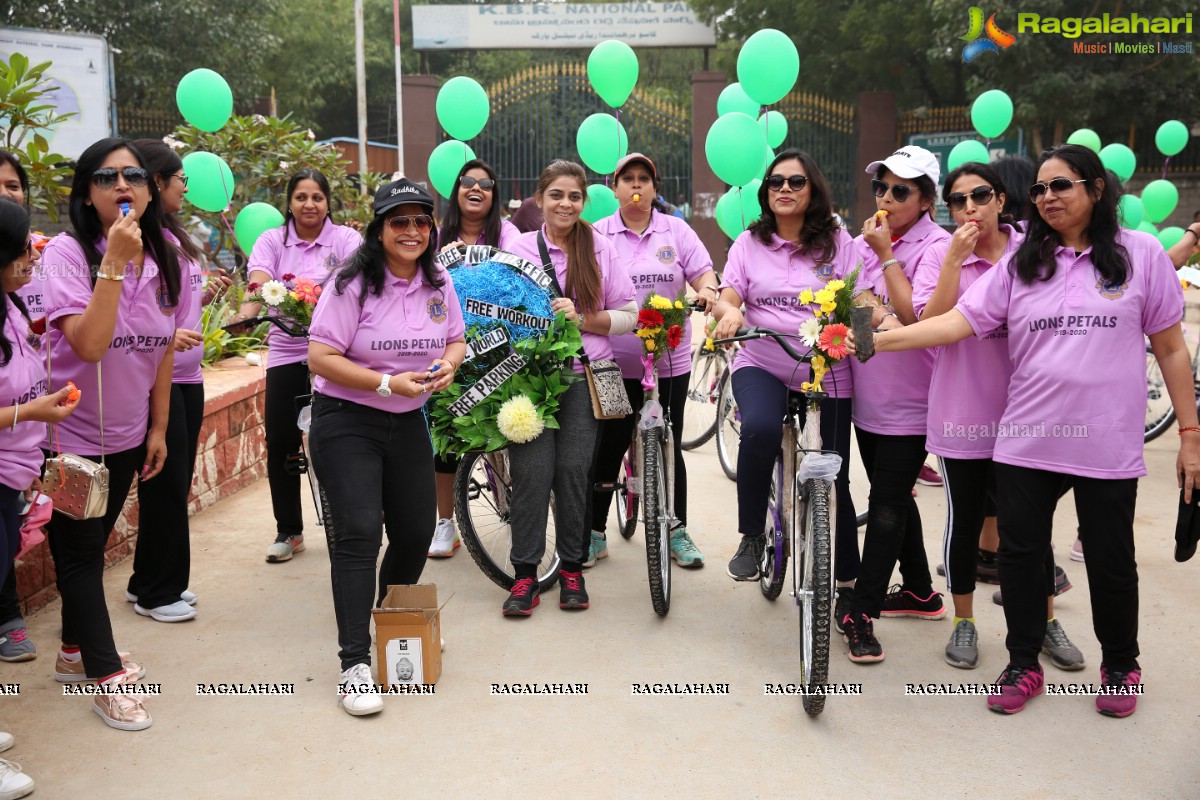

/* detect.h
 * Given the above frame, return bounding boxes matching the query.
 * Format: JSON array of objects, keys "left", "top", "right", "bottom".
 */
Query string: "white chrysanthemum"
[
  {"left": 279, "top": 160, "right": 290, "bottom": 171},
  {"left": 161, "top": 135, "right": 184, "bottom": 150},
  {"left": 260, "top": 280, "right": 289, "bottom": 307},
  {"left": 306, "top": 129, "right": 316, "bottom": 140},
  {"left": 798, "top": 317, "right": 822, "bottom": 347},
  {"left": 497, "top": 395, "right": 545, "bottom": 444}
]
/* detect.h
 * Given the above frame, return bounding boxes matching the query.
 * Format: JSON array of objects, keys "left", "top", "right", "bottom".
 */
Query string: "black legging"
[{"left": 265, "top": 361, "right": 310, "bottom": 538}]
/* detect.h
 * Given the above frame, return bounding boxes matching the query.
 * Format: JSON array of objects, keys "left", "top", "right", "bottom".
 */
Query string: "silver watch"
[{"left": 376, "top": 374, "right": 393, "bottom": 398}]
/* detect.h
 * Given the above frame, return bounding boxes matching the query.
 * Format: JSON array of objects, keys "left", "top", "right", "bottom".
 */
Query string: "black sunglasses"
[
  {"left": 91, "top": 167, "right": 149, "bottom": 190},
  {"left": 765, "top": 174, "right": 808, "bottom": 192},
  {"left": 460, "top": 176, "right": 495, "bottom": 191},
  {"left": 170, "top": 173, "right": 189, "bottom": 188},
  {"left": 386, "top": 214, "right": 434, "bottom": 233},
  {"left": 1029, "top": 178, "right": 1087, "bottom": 204},
  {"left": 946, "top": 186, "right": 996, "bottom": 213},
  {"left": 871, "top": 179, "right": 912, "bottom": 203}
]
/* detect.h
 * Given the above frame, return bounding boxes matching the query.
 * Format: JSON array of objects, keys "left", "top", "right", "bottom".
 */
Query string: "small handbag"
[
  {"left": 42, "top": 341, "right": 109, "bottom": 521},
  {"left": 537, "top": 232, "right": 631, "bottom": 420}
]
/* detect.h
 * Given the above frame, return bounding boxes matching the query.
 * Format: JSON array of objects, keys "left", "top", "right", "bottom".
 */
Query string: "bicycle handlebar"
[
  {"left": 712, "top": 327, "right": 813, "bottom": 364},
  {"left": 221, "top": 316, "right": 309, "bottom": 339}
]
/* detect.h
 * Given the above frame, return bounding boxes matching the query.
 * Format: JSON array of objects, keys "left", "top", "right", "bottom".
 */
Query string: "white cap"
[
  {"left": 865, "top": 145, "right": 940, "bottom": 186},
  {"left": 508, "top": 199, "right": 522, "bottom": 210}
]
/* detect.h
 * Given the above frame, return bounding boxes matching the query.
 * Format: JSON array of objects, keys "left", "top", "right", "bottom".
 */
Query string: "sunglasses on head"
[
  {"left": 460, "top": 176, "right": 495, "bottom": 191},
  {"left": 765, "top": 174, "right": 808, "bottom": 192},
  {"left": 871, "top": 179, "right": 913, "bottom": 203},
  {"left": 91, "top": 167, "right": 149, "bottom": 190},
  {"left": 1029, "top": 178, "right": 1087, "bottom": 203},
  {"left": 385, "top": 214, "right": 434, "bottom": 233},
  {"left": 946, "top": 186, "right": 996, "bottom": 213}
]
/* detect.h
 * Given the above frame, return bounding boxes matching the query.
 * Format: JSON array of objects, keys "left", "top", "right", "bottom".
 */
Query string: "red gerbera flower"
[
  {"left": 281, "top": 273, "right": 296, "bottom": 282},
  {"left": 666, "top": 324, "right": 683, "bottom": 350},
  {"left": 29, "top": 316, "right": 47, "bottom": 336},
  {"left": 638, "top": 308, "right": 664, "bottom": 327},
  {"left": 818, "top": 323, "right": 850, "bottom": 360},
  {"left": 246, "top": 282, "right": 260, "bottom": 294}
]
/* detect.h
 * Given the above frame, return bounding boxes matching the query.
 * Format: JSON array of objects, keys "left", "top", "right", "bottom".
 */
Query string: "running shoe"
[
  {"left": 502, "top": 577, "right": 540, "bottom": 617},
  {"left": 427, "top": 518, "right": 460, "bottom": 558},
  {"left": 558, "top": 570, "right": 589, "bottom": 610},
  {"left": 987, "top": 663, "right": 1044, "bottom": 714},
  {"left": 1042, "top": 619, "right": 1085, "bottom": 670},
  {"left": 1096, "top": 664, "right": 1141, "bottom": 718},
  {"left": 880, "top": 584, "right": 947, "bottom": 619},
  {"left": 945, "top": 619, "right": 979, "bottom": 669},
  {"left": 727, "top": 535, "right": 765, "bottom": 581},
  {"left": 843, "top": 613, "right": 885, "bottom": 663},
  {"left": 266, "top": 534, "right": 305, "bottom": 563},
  {"left": 916, "top": 464, "right": 943, "bottom": 486},
  {"left": 669, "top": 529, "right": 704, "bottom": 568}
]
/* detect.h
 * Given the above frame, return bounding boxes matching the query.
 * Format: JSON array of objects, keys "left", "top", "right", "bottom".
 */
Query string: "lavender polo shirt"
[
  {"left": 850, "top": 214, "right": 951, "bottom": 434},
  {"left": 247, "top": 219, "right": 362, "bottom": 369},
  {"left": 720, "top": 228, "right": 858, "bottom": 396},
  {"left": 41, "top": 234, "right": 176, "bottom": 454},
  {"left": 912, "top": 225, "right": 1023, "bottom": 458},
  {"left": 17, "top": 262, "right": 45, "bottom": 318},
  {"left": 170, "top": 233, "right": 205, "bottom": 384},
  {"left": 509, "top": 226, "right": 636, "bottom": 374},
  {"left": 594, "top": 210, "right": 713, "bottom": 379},
  {"left": 309, "top": 268, "right": 465, "bottom": 414},
  {"left": 957, "top": 229, "right": 1184, "bottom": 479},
  {"left": 0, "top": 296, "right": 48, "bottom": 491}
]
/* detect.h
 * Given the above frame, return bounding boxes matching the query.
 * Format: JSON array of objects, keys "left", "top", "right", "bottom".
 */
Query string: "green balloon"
[
  {"left": 587, "top": 40, "right": 639, "bottom": 108},
  {"left": 575, "top": 113, "right": 629, "bottom": 174},
  {"left": 947, "top": 140, "right": 990, "bottom": 171},
  {"left": 737, "top": 29, "right": 799, "bottom": 106},
  {"left": 758, "top": 111, "right": 787, "bottom": 149},
  {"left": 235, "top": 202, "right": 284, "bottom": 256},
  {"left": 436, "top": 77, "right": 490, "bottom": 140},
  {"left": 1141, "top": 179, "right": 1179, "bottom": 224},
  {"left": 715, "top": 183, "right": 762, "bottom": 239},
  {"left": 1137, "top": 221, "right": 1159, "bottom": 236},
  {"left": 705, "top": 112, "right": 766, "bottom": 188},
  {"left": 182, "top": 151, "right": 235, "bottom": 212},
  {"left": 1099, "top": 144, "right": 1136, "bottom": 183},
  {"left": 1158, "top": 226, "right": 1186, "bottom": 249},
  {"left": 1117, "top": 194, "right": 1144, "bottom": 229},
  {"left": 970, "top": 89, "right": 1013, "bottom": 139},
  {"left": 582, "top": 184, "right": 618, "bottom": 223},
  {"left": 176, "top": 69, "right": 233, "bottom": 133},
  {"left": 718, "top": 83, "right": 759, "bottom": 118},
  {"left": 428, "top": 140, "right": 476, "bottom": 199},
  {"left": 1067, "top": 128, "right": 1102, "bottom": 153},
  {"left": 1155, "top": 120, "right": 1189, "bottom": 157},
  {"left": 714, "top": 190, "right": 738, "bottom": 239}
]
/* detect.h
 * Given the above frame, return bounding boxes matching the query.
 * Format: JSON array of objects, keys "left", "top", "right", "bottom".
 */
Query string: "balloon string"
[
  {"left": 1163, "top": 156, "right": 1170, "bottom": 180},
  {"left": 219, "top": 210, "right": 242, "bottom": 257}
]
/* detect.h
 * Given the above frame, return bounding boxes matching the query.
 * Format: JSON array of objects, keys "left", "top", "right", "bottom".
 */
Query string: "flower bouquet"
[
  {"left": 795, "top": 267, "right": 860, "bottom": 395},
  {"left": 634, "top": 291, "right": 689, "bottom": 390},
  {"left": 247, "top": 272, "right": 322, "bottom": 330}
]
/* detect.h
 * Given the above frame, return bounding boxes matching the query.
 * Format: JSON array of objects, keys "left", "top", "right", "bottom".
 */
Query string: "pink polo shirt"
[
  {"left": 509, "top": 226, "right": 636, "bottom": 374},
  {"left": 720, "top": 228, "right": 858, "bottom": 396},
  {"left": 171, "top": 236, "right": 205, "bottom": 385},
  {"left": 594, "top": 210, "right": 713, "bottom": 379},
  {"left": 461, "top": 219, "right": 521, "bottom": 251},
  {"left": 247, "top": 218, "right": 362, "bottom": 369},
  {"left": 912, "top": 225, "right": 1023, "bottom": 458},
  {"left": 41, "top": 234, "right": 177, "bottom": 454},
  {"left": 850, "top": 214, "right": 951, "bottom": 434},
  {"left": 957, "top": 229, "right": 1184, "bottom": 479},
  {"left": 0, "top": 296, "right": 48, "bottom": 491},
  {"left": 17, "top": 262, "right": 45, "bottom": 318},
  {"left": 309, "top": 268, "right": 465, "bottom": 414}
]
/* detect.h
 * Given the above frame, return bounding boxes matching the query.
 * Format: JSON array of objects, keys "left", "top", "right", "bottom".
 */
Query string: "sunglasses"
[
  {"left": 170, "top": 174, "right": 189, "bottom": 188},
  {"left": 91, "top": 167, "right": 150, "bottom": 190},
  {"left": 385, "top": 214, "right": 434, "bottom": 233},
  {"left": 946, "top": 186, "right": 996, "bottom": 213},
  {"left": 1029, "top": 178, "right": 1087, "bottom": 204},
  {"left": 765, "top": 174, "right": 808, "bottom": 192},
  {"left": 871, "top": 179, "right": 913, "bottom": 203},
  {"left": 460, "top": 176, "right": 495, "bottom": 191}
]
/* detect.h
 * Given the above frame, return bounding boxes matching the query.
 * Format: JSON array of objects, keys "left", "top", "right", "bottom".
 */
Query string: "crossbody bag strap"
[
  {"left": 97, "top": 361, "right": 104, "bottom": 464},
  {"left": 537, "top": 230, "right": 589, "bottom": 366},
  {"left": 43, "top": 329, "right": 105, "bottom": 465}
]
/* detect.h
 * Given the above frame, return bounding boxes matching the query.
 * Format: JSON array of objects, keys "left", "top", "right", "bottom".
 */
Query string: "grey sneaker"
[
  {"left": 266, "top": 534, "right": 305, "bottom": 563},
  {"left": 1042, "top": 619, "right": 1085, "bottom": 671},
  {"left": 945, "top": 619, "right": 979, "bottom": 669},
  {"left": 727, "top": 535, "right": 765, "bottom": 581},
  {"left": 0, "top": 619, "right": 36, "bottom": 662}
]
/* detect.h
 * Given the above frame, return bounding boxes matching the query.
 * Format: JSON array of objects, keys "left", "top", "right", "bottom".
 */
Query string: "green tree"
[{"left": 0, "top": 52, "right": 74, "bottom": 219}]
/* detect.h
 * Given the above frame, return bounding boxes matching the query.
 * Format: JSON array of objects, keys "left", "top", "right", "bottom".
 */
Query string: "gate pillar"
[{"left": 691, "top": 70, "right": 727, "bottom": 271}]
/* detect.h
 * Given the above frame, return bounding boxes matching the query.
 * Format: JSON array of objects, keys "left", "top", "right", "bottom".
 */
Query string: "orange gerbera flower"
[{"left": 818, "top": 323, "right": 850, "bottom": 360}]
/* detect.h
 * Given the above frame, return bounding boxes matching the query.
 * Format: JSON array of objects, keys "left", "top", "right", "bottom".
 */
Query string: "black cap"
[{"left": 374, "top": 178, "right": 434, "bottom": 217}]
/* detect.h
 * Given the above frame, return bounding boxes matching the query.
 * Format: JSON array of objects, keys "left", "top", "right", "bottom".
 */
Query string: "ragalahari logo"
[{"left": 961, "top": 8, "right": 1016, "bottom": 62}]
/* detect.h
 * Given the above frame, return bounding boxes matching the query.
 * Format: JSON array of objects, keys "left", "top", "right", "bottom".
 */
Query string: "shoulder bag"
[{"left": 42, "top": 337, "right": 109, "bottom": 521}]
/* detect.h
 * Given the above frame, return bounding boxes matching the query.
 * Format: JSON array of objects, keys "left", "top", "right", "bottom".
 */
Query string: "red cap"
[{"left": 614, "top": 153, "right": 656, "bottom": 180}]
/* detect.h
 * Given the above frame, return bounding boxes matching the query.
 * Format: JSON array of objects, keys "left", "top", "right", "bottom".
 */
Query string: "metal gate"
[{"left": 774, "top": 91, "right": 858, "bottom": 220}]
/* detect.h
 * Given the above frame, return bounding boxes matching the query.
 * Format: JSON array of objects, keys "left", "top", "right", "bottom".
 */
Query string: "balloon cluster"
[
  {"left": 428, "top": 77, "right": 490, "bottom": 199},
  {"left": 944, "top": 89, "right": 1014, "bottom": 171}
]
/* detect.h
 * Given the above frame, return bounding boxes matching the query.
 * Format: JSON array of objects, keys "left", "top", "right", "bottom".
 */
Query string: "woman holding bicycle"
[
  {"left": 711, "top": 149, "right": 860, "bottom": 594},
  {"left": 504, "top": 160, "right": 637, "bottom": 616},
  {"left": 858, "top": 144, "right": 1198, "bottom": 716},
  {"left": 307, "top": 178, "right": 465, "bottom": 716},
  {"left": 234, "top": 169, "right": 361, "bottom": 564},
  {"left": 428, "top": 160, "right": 521, "bottom": 559},
  {"left": 590, "top": 153, "right": 717, "bottom": 569}
]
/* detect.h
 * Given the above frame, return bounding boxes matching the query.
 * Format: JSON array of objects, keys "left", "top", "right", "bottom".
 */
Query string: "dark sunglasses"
[
  {"left": 385, "top": 214, "right": 434, "bottom": 233},
  {"left": 871, "top": 179, "right": 913, "bottom": 203},
  {"left": 1029, "top": 178, "right": 1087, "bottom": 204},
  {"left": 765, "top": 174, "right": 808, "bottom": 192},
  {"left": 460, "top": 176, "right": 495, "bottom": 191},
  {"left": 91, "top": 167, "right": 149, "bottom": 190},
  {"left": 946, "top": 186, "right": 996, "bottom": 213}
]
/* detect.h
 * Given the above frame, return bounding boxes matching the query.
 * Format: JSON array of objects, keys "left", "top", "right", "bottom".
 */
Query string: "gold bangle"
[{"left": 96, "top": 264, "right": 126, "bottom": 282}]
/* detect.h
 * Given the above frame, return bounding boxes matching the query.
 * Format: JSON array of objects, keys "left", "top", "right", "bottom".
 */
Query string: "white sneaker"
[
  {"left": 338, "top": 663, "right": 383, "bottom": 717},
  {"left": 0, "top": 732, "right": 11, "bottom": 753},
  {"left": 134, "top": 600, "right": 197, "bottom": 623},
  {"left": 266, "top": 535, "right": 305, "bottom": 563},
  {"left": 0, "top": 757, "right": 34, "bottom": 799},
  {"left": 427, "top": 519, "right": 460, "bottom": 558},
  {"left": 126, "top": 589, "right": 198, "bottom": 606}
]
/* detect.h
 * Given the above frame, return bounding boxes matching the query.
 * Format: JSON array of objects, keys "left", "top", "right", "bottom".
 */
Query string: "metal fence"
[
  {"left": 116, "top": 106, "right": 182, "bottom": 141},
  {"left": 775, "top": 91, "right": 858, "bottom": 219}
]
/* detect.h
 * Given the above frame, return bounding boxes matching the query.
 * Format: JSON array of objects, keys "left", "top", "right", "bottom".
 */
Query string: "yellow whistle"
[
  {"left": 876, "top": 210, "right": 889, "bottom": 218},
  {"left": 632, "top": 193, "right": 641, "bottom": 203}
]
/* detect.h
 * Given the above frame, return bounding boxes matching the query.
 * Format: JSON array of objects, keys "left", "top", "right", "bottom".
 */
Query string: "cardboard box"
[{"left": 373, "top": 584, "right": 446, "bottom": 685}]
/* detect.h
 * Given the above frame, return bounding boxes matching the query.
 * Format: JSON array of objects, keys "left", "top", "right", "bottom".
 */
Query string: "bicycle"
[
  {"left": 1145, "top": 326, "right": 1200, "bottom": 442},
  {"left": 715, "top": 362, "right": 740, "bottom": 481},
  {"left": 680, "top": 341, "right": 729, "bottom": 450},
  {"left": 713, "top": 326, "right": 839, "bottom": 716}
]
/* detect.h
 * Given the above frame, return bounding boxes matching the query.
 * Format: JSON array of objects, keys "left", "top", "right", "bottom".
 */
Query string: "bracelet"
[
  {"left": 10, "top": 402, "right": 18, "bottom": 433},
  {"left": 96, "top": 264, "right": 126, "bottom": 282},
  {"left": 703, "top": 285, "right": 720, "bottom": 295},
  {"left": 1184, "top": 228, "right": 1199, "bottom": 242},
  {"left": 881, "top": 258, "right": 900, "bottom": 271},
  {"left": 1179, "top": 426, "right": 1200, "bottom": 436}
]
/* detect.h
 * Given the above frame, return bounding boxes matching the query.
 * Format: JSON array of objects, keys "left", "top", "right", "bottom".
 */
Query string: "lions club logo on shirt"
[
  {"left": 813, "top": 262, "right": 836, "bottom": 282},
  {"left": 1095, "top": 277, "right": 1127, "bottom": 301},
  {"left": 323, "top": 254, "right": 340, "bottom": 271},
  {"left": 656, "top": 246, "right": 677, "bottom": 265},
  {"left": 427, "top": 295, "right": 448, "bottom": 324},
  {"left": 155, "top": 284, "right": 178, "bottom": 316}
]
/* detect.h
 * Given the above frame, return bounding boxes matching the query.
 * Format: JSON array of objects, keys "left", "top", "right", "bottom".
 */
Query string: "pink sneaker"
[
  {"left": 916, "top": 464, "right": 943, "bottom": 487},
  {"left": 1096, "top": 665, "right": 1141, "bottom": 717},
  {"left": 1070, "top": 538, "right": 1085, "bottom": 563},
  {"left": 987, "top": 663, "right": 1044, "bottom": 714}
]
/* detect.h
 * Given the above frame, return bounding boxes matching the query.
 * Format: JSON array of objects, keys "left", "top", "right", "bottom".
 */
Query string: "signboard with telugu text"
[{"left": 908, "top": 131, "right": 1024, "bottom": 226}]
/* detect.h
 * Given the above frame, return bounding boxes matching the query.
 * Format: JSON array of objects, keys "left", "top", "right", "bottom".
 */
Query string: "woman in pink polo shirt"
[
  {"left": 711, "top": 149, "right": 861, "bottom": 597},
  {"left": 505, "top": 160, "right": 637, "bottom": 616},
  {"left": 41, "top": 136, "right": 185, "bottom": 731},
  {"left": 308, "top": 177, "right": 464, "bottom": 716},
  {"left": 590, "top": 152, "right": 717, "bottom": 570},
  {"left": 862, "top": 143, "right": 1199, "bottom": 716},
  {"left": 428, "top": 160, "right": 521, "bottom": 559},
  {"left": 234, "top": 169, "right": 361, "bottom": 564}
]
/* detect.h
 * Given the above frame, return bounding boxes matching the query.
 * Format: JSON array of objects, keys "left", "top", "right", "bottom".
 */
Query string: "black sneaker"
[
  {"left": 558, "top": 570, "right": 589, "bottom": 610},
  {"left": 992, "top": 566, "right": 1073, "bottom": 606},
  {"left": 502, "top": 577, "right": 540, "bottom": 617},
  {"left": 935, "top": 550, "right": 1000, "bottom": 584},
  {"left": 880, "top": 584, "right": 947, "bottom": 619},
  {"left": 727, "top": 535, "right": 765, "bottom": 581},
  {"left": 834, "top": 587, "right": 853, "bottom": 634},
  {"left": 843, "top": 613, "right": 885, "bottom": 663}
]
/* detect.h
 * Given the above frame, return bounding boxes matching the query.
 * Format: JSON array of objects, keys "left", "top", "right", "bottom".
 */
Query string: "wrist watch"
[{"left": 376, "top": 373, "right": 393, "bottom": 398}]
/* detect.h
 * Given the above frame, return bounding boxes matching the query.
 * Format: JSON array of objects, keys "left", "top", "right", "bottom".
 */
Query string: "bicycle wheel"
[
  {"left": 681, "top": 347, "right": 723, "bottom": 450},
  {"left": 760, "top": 455, "right": 788, "bottom": 600},
  {"left": 715, "top": 370, "right": 740, "bottom": 482},
  {"left": 455, "top": 450, "right": 560, "bottom": 592},
  {"left": 797, "top": 477, "right": 834, "bottom": 717},
  {"left": 641, "top": 427, "right": 672, "bottom": 616},
  {"left": 1145, "top": 348, "right": 1176, "bottom": 442},
  {"left": 615, "top": 450, "right": 640, "bottom": 540}
]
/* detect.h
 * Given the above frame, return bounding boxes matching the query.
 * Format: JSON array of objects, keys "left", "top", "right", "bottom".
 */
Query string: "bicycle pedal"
[
  {"left": 593, "top": 481, "right": 624, "bottom": 492},
  {"left": 284, "top": 453, "right": 308, "bottom": 476}
]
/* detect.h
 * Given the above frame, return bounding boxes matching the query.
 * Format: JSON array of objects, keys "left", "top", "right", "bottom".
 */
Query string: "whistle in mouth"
[{"left": 120, "top": 202, "right": 130, "bottom": 216}]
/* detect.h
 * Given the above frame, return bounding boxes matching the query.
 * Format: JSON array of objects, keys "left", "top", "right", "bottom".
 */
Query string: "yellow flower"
[
  {"left": 636, "top": 326, "right": 662, "bottom": 339},
  {"left": 497, "top": 395, "right": 545, "bottom": 444},
  {"left": 703, "top": 338, "right": 715, "bottom": 352},
  {"left": 649, "top": 295, "right": 673, "bottom": 310},
  {"left": 798, "top": 288, "right": 814, "bottom": 305},
  {"left": 820, "top": 301, "right": 837, "bottom": 315},
  {"left": 812, "top": 362, "right": 828, "bottom": 382},
  {"left": 826, "top": 279, "right": 846, "bottom": 292},
  {"left": 814, "top": 288, "right": 835, "bottom": 305},
  {"left": 674, "top": 300, "right": 685, "bottom": 309},
  {"left": 645, "top": 338, "right": 657, "bottom": 351},
  {"left": 800, "top": 381, "right": 812, "bottom": 392},
  {"left": 811, "top": 354, "right": 827, "bottom": 370},
  {"left": 1183, "top": 279, "right": 1191, "bottom": 290}
]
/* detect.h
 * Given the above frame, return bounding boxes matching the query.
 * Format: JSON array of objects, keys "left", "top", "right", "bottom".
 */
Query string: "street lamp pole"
[
  {"left": 354, "top": 0, "right": 369, "bottom": 190},
  {"left": 393, "top": 0, "right": 406, "bottom": 176}
]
